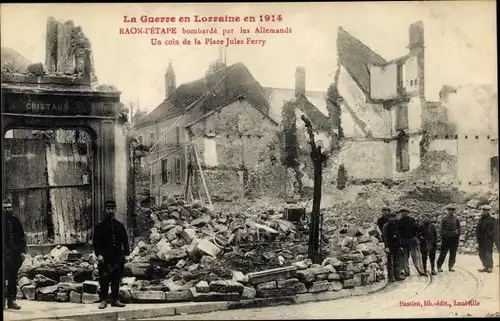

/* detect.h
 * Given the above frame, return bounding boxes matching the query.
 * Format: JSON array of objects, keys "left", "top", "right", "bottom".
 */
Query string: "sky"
[{"left": 1, "top": 2, "right": 497, "bottom": 115}]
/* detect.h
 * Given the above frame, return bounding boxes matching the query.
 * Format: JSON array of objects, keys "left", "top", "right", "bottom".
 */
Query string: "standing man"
[
  {"left": 436, "top": 204, "right": 461, "bottom": 272},
  {"left": 93, "top": 200, "right": 130, "bottom": 309},
  {"left": 3, "top": 198, "right": 27, "bottom": 310},
  {"left": 476, "top": 205, "right": 495, "bottom": 273},
  {"left": 377, "top": 206, "right": 391, "bottom": 241},
  {"left": 382, "top": 211, "right": 405, "bottom": 282},
  {"left": 418, "top": 213, "right": 438, "bottom": 275},
  {"left": 396, "top": 206, "right": 427, "bottom": 277}
]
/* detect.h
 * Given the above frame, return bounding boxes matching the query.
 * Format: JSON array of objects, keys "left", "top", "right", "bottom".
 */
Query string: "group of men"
[
  {"left": 377, "top": 203, "right": 499, "bottom": 282},
  {"left": 3, "top": 199, "right": 130, "bottom": 310}
]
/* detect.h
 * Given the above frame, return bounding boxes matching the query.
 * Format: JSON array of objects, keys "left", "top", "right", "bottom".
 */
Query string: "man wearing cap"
[
  {"left": 3, "top": 198, "right": 27, "bottom": 310},
  {"left": 93, "top": 200, "right": 130, "bottom": 309},
  {"left": 396, "top": 207, "right": 426, "bottom": 277},
  {"left": 476, "top": 205, "right": 495, "bottom": 273},
  {"left": 382, "top": 211, "right": 405, "bottom": 282},
  {"left": 418, "top": 213, "right": 438, "bottom": 275},
  {"left": 377, "top": 206, "right": 391, "bottom": 241},
  {"left": 436, "top": 204, "right": 461, "bottom": 272}
]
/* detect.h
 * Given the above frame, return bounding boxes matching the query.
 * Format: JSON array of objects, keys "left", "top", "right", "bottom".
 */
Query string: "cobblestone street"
[{"left": 151, "top": 254, "right": 499, "bottom": 320}]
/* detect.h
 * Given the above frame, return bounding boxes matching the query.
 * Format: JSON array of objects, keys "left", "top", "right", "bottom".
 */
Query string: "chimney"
[
  {"left": 295, "top": 67, "right": 306, "bottom": 97},
  {"left": 408, "top": 21, "right": 424, "bottom": 50},
  {"left": 165, "top": 60, "right": 176, "bottom": 99}
]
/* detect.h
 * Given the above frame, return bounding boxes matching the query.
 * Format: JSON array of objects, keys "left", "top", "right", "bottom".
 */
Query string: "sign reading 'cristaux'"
[{"left": 1, "top": 95, "right": 93, "bottom": 116}]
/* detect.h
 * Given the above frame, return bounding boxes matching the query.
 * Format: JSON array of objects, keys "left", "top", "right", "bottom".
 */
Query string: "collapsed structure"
[{"left": 1, "top": 17, "right": 129, "bottom": 247}]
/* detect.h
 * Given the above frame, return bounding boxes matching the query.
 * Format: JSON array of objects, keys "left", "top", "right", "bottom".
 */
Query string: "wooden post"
[{"left": 301, "top": 115, "right": 328, "bottom": 264}]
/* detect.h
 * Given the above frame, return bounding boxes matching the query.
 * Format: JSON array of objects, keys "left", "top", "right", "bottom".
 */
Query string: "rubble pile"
[
  {"left": 14, "top": 232, "right": 387, "bottom": 304},
  {"left": 14, "top": 198, "right": 389, "bottom": 304},
  {"left": 406, "top": 151, "right": 458, "bottom": 183}
]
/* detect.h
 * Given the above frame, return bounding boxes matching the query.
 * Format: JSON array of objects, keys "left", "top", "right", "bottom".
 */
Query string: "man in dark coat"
[
  {"left": 436, "top": 204, "right": 461, "bottom": 272},
  {"left": 396, "top": 207, "right": 426, "bottom": 277},
  {"left": 418, "top": 213, "right": 438, "bottom": 275},
  {"left": 93, "top": 200, "right": 130, "bottom": 309},
  {"left": 377, "top": 206, "right": 391, "bottom": 241},
  {"left": 476, "top": 205, "right": 496, "bottom": 273},
  {"left": 382, "top": 211, "right": 405, "bottom": 282},
  {"left": 3, "top": 198, "right": 27, "bottom": 310}
]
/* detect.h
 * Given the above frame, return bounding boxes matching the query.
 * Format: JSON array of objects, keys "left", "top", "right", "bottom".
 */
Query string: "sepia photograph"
[{"left": 1, "top": 1, "right": 498, "bottom": 320}]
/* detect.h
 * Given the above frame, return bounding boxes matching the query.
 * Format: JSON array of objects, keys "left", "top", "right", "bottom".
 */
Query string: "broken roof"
[
  {"left": 263, "top": 87, "right": 328, "bottom": 124},
  {"left": 337, "top": 27, "right": 388, "bottom": 94},
  {"left": 137, "top": 62, "right": 270, "bottom": 127}
]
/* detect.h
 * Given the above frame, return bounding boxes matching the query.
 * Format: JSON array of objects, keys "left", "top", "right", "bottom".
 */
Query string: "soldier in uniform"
[
  {"left": 3, "top": 198, "right": 27, "bottom": 310},
  {"left": 93, "top": 200, "right": 130, "bottom": 309},
  {"left": 382, "top": 211, "right": 405, "bottom": 282},
  {"left": 476, "top": 205, "right": 495, "bottom": 273}
]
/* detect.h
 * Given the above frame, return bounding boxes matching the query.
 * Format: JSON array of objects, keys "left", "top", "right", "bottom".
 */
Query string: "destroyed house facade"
[
  {"left": 132, "top": 60, "right": 288, "bottom": 205},
  {"left": 327, "top": 21, "right": 427, "bottom": 181},
  {"left": 1, "top": 17, "right": 129, "bottom": 247}
]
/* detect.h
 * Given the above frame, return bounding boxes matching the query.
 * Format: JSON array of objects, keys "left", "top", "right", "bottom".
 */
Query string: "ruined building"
[
  {"left": 324, "top": 21, "right": 498, "bottom": 191},
  {"left": 1, "top": 17, "right": 128, "bottom": 248}
]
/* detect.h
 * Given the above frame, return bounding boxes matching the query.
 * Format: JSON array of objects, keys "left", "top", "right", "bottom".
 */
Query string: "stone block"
[
  {"left": 196, "top": 239, "right": 222, "bottom": 258},
  {"left": 247, "top": 266, "right": 297, "bottom": 285},
  {"left": 342, "top": 279, "right": 356, "bottom": 289},
  {"left": 232, "top": 271, "right": 249, "bottom": 284},
  {"left": 296, "top": 283, "right": 308, "bottom": 294},
  {"left": 191, "top": 214, "right": 211, "bottom": 227},
  {"left": 121, "top": 277, "right": 136, "bottom": 286},
  {"left": 189, "top": 288, "right": 241, "bottom": 302},
  {"left": 18, "top": 276, "right": 32, "bottom": 288},
  {"left": 328, "top": 273, "right": 341, "bottom": 281},
  {"left": 69, "top": 291, "right": 82, "bottom": 303},
  {"left": 328, "top": 281, "right": 343, "bottom": 291},
  {"left": 209, "top": 280, "right": 244, "bottom": 294},
  {"left": 176, "top": 259, "right": 187, "bottom": 269},
  {"left": 356, "top": 243, "right": 379, "bottom": 255},
  {"left": 308, "top": 265, "right": 335, "bottom": 275},
  {"left": 22, "top": 285, "right": 36, "bottom": 300},
  {"left": 339, "top": 253, "right": 364, "bottom": 263},
  {"left": 307, "top": 281, "right": 329, "bottom": 293},
  {"left": 316, "top": 274, "right": 329, "bottom": 281},
  {"left": 60, "top": 275, "right": 75, "bottom": 283},
  {"left": 353, "top": 263, "right": 364, "bottom": 273},
  {"left": 38, "top": 284, "right": 58, "bottom": 295},
  {"left": 336, "top": 261, "right": 354, "bottom": 271},
  {"left": 195, "top": 281, "right": 210, "bottom": 293},
  {"left": 353, "top": 273, "right": 367, "bottom": 286},
  {"left": 241, "top": 286, "right": 256, "bottom": 299},
  {"left": 36, "top": 292, "right": 56, "bottom": 301},
  {"left": 131, "top": 290, "right": 166, "bottom": 302},
  {"left": 182, "top": 229, "right": 197, "bottom": 244},
  {"left": 165, "top": 290, "right": 193, "bottom": 302},
  {"left": 255, "top": 281, "right": 276, "bottom": 291},
  {"left": 81, "top": 293, "right": 100, "bottom": 304},
  {"left": 57, "top": 282, "right": 82, "bottom": 293},
  {"left": 339, "top": 271, "right": 354, "bottom": 280},
  {"left": 82, "top": 280, "right": 99, "bottom": 294},
  {"left": 292, "top": 259, "right": 312, "bottom": 270},
  {"left": 119, "top": 287, "right": 133, "bottom": 303},
  {"left": 363, "top": 254, "right": 378, "bottom": 265},
  {"left": 322, "top": 257, "right": 343, "bottom": 267},
  {"left": 56, "top": 292, "right": 69, "bottom": 302},
  {"left": 256, "top": 287, "right": 299, "bottom": 298},
  {"left": 277, "top": 278, "right": 300, "bottom": 289},
  {"left": 296, "top": 270, "right": 315, "bottom": 284}
]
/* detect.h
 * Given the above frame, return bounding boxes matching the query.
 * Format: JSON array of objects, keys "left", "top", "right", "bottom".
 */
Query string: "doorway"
[{"left": 4, "top": 128, "right": 94, "bottom": 245}]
